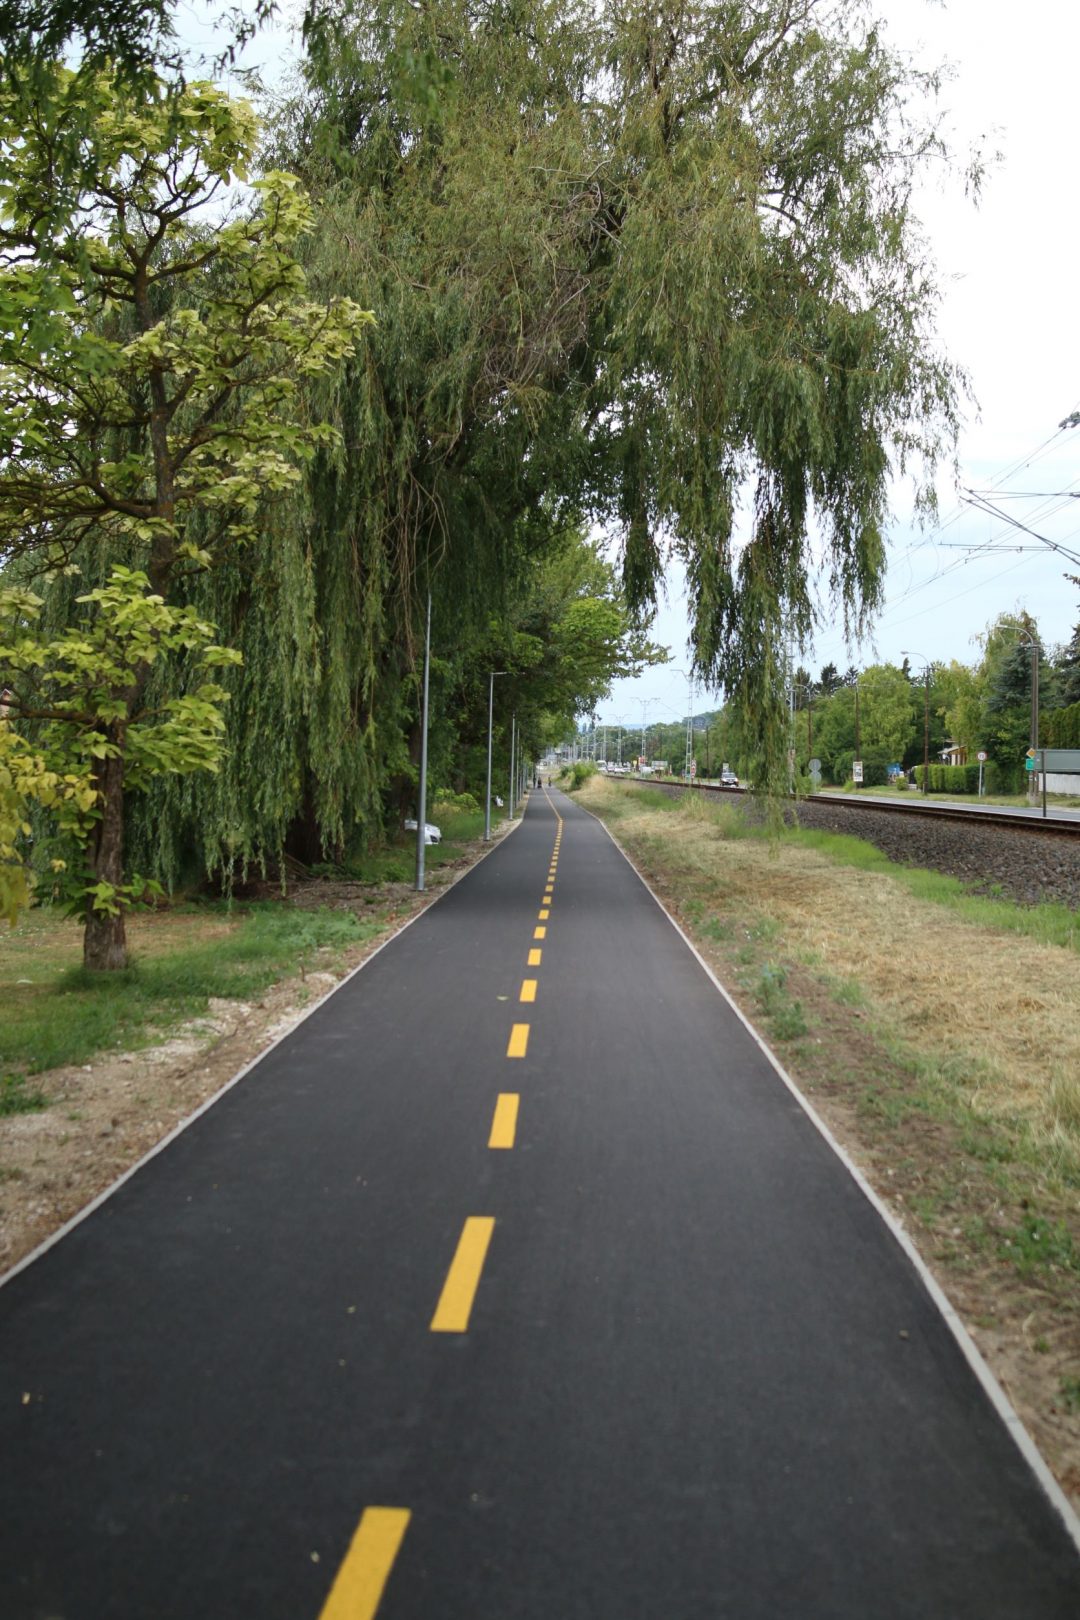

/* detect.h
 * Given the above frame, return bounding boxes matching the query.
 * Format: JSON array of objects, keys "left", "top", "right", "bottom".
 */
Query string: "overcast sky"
[
  {"left": 194, "top": 0, "right": 1080, "bottom": 726},
  {"left": 605, "top": 0, "right": 1080, "bottom": 725}
]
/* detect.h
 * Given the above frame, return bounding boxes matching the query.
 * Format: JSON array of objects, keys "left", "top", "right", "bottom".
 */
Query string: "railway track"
[
  {"left": 602, "top": 774, "right": 1080, "bottom": 908},
  {"left": 632, "top": 777, "right": 1080, "bottom": 839}
]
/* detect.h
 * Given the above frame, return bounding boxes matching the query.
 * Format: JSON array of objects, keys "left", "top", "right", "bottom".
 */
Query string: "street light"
[
  {"left": 484, "top": 671, "right": 507, "bottom": 841},
  {"left": 901, "top": 651, "right": 933, "bottom": 796},
  {"left": 415, "top": 591, "right": 433, "bottom": 892}
]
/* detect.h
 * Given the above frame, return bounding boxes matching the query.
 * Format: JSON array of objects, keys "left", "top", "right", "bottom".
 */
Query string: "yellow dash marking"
[
  {"left": 431, "top": 1217, "right": 495, "bottom": 1332},
  {"left": 528, "top": 948, "right": 542, "bottom": 965},
  {"left": 318, "top": 1507, "right": 411, "bottom": 1620},
  {"left": 538, "top": 908, "right": 550, "bottom": 921},
  {"left": 533, "top": 926, "right": 547, "bottom": 940},
  {"left": 520, "top": 979, "right": 537, "bottom": 1003},
  {"left": 507, "top": 1022, "right": 530, "bottom": 1057},
  {"left": 489, "top": 1093, "right": 519, "bottom": 1149}
]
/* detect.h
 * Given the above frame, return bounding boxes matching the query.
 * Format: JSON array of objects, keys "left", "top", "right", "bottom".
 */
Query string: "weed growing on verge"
[
  {"left": 0, "top": 1075, "right": 47, "bottom": 1116},
  {"left": 755, "top": 963, "right": 809, "bottom": 1040},
  {"left": 1000, "top": 1216, "right": 1080, "bottom": 1278}
]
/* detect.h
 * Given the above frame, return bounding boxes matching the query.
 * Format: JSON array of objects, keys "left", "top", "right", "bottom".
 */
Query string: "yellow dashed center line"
[
  {"left": 519, "top": 979, "right": 537, "bottom": 1003},
  {"left": 533, "top": 925, "right": 546, "bottom": 940},
  {"left": 430, "top": 1217, "right": 495, "bottom": 1332},
  {"left": 488, "top": 1093, "right": 519, "bottom": 1149},
  {"left": 506, "top": 1022, "right": 530, "bottom": 1057},
  {"left": 318, "top": 1507, "right": 411, "bottom": 1620},
  {"left": 528, "top": 948, "right": 542, "bottom": 965},
  {"left": 537, "top": 908, "right": 550, "bottom": 921}
]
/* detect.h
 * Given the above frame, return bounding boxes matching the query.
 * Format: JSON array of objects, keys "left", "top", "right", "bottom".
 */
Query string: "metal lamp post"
[
  {"left": 670, "top": 669, "right": 697, "bottom": 779},
  {"left": 414, "top": 591, "right": 433, "bottom": 892},
  {"left": 484, "top": 671, "right": 507, "bottom": 841}
]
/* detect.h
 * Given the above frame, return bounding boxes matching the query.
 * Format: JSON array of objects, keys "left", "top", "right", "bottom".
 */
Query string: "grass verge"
[{"left": 0, "top": 903, "right": 384, "bottom": 1082}]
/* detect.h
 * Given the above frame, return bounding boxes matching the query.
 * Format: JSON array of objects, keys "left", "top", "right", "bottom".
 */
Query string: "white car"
[
  {"left": 720, "top": 771, "right": 739, "bottom": 787},
  {"left": 404, "top": 819, "right": 442, "bottom": 844}
]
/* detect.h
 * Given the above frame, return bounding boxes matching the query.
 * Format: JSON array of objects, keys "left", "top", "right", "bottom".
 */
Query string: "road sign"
[
  {"left": 977, "top": 751, "right": 987, "bottom": 762},
  {"left": 1026, "top": 747, "right": 1037, "bottom": 759},
  {"left": 852, "top": 760, "right": 864, "bottom": 784},
  {"left": 1040, "top": 748, "right": 1080, "bottom": 772},
  {"left": 1025, "top": 756, "right": 1035, "bottom": 771},
  {"left": 689, "top": 760, "right": 697, "bottom": 778}
]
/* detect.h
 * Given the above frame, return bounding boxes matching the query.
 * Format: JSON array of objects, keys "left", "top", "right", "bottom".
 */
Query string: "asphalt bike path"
[{"left": 1, "top": 787, "right": 1078, "bottom": 1616}]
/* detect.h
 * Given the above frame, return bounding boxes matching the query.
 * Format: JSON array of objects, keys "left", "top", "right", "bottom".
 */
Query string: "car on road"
[{"left": 720, "top": 770, "right": 739, "bottom": 787}]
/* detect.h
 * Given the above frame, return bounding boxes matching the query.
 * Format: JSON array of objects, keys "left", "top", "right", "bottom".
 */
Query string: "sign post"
[
  {"left": 1042, "top": 748, "right": 1047, "bottom": 818},
  {"left": 852, "top": 760, "right": 864, "bottom": 787},
  {"left": 977, "top": 749, "right": 987, "bottom": 797}
]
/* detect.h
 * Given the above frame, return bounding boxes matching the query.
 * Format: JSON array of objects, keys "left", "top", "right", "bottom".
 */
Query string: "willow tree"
[
  {"left": 289, "top": 0, "right": 962, "bottom": 796},
  {"left": 0, "top": 69, "right": 369, "bottom": 965}
]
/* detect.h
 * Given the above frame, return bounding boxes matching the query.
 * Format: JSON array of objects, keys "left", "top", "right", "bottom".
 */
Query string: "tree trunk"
[{"left": 83, "top": 750, "right": 128, "bottom": 972}]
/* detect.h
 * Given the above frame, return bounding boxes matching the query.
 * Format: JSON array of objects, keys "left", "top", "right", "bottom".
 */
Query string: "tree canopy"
[
  {"left": 284, "top": 0, "right": 962, "bottom": 793},
  {"left": 1, "top": 1, "right": 980, "bottom": 947}
]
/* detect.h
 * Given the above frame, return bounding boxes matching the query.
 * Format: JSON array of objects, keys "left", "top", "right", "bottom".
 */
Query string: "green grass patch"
[
  {"left": 784, "top": 826, "right": 1080, "bottom": 953},
  {"left": 0, "top": 903, "right": 384, "bottom": 1078},
  {"left": 999, "top": 1215, "right": 1080, "bottom": 1278},
  {"left": 755, "top": 962, "right": 809, "bottom": 1040},
  {"left": 0, "top": 1074, "right": 48, "bottom": 1116}
]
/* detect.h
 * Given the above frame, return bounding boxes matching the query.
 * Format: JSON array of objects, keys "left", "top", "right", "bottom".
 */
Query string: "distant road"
[{"left": 1, "top": 787, "right": 1078, "bottom": 1616}]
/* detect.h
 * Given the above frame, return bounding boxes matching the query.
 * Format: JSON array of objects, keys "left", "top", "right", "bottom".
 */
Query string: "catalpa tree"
[{"left": 0, "top": 70, "right": 372, "bottom": 967}]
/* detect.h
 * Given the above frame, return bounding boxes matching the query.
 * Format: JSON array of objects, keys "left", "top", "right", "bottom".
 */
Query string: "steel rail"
[{"left": 620, "top": 776, "right": 1080, "bottom": 839}]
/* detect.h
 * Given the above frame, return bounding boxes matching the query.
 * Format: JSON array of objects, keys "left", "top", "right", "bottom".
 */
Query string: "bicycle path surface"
[{"left": 2, "top": 786, "right": 1079, "bottom": 1618}]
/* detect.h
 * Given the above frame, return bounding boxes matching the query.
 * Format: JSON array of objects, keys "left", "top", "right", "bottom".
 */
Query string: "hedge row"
[
  {"left": 913, "top": 763, "right": 982, "bottom": 793},
  {"left": 1043, "top": 701, "right": 1080, "bottom": 748}
]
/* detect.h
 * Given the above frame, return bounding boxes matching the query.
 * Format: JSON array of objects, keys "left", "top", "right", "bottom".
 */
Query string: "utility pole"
[
  {"left": 1017, "top": 631, "right": 1044, "bottom": 803},
  {"left": 639, "top": 697, "right": 657, "bottom": 771},
  {"left": 509, "top": 714, "right": 516, "bottom": 817},
  {"left": 902, "top": 652, "right": 932, "bottom": 795},
  {"left": 854, "top": 678, "right": 861, "bottom": 790}
]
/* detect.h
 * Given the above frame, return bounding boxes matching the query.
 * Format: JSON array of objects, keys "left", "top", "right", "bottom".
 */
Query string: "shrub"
[
  {"left": 567, "top": 760, "right": 597, "bottom": 791},
  {"left": 1044, "top": 702, "right": 1080, "bottom": 749},
  {"left": 913, "top": 763, "right": 981, "bottom": 793}
]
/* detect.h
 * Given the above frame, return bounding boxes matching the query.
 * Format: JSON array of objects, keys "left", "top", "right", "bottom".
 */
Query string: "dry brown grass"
[{"left": 587, "top": 778, "right": 1080, "bottom": 1162}]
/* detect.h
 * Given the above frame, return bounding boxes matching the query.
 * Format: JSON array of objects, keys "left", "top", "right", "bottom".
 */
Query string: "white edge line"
[
  {"left": 580, "top": 793, "right": 1080, "bottom": 1556},
  {"left": 1, "top": 817, "right": 523, "bottom": 1292}
]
